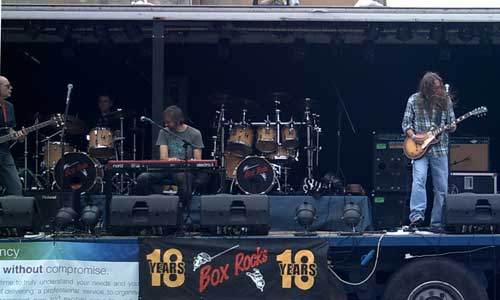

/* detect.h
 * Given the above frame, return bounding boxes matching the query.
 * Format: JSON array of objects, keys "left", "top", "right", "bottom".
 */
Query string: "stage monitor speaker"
[
  {"left": 0, "top": 196, "right": 38, "bottom": 236},
  {"left": 450, "top": 137, "right": 489, "bottom": 172},
  {"left": 373, "top": 133, "right": 412, "bottom": 193},
  {"left": 444, "top": 194, "right": 500, "bottom": 227},
  {"left": 109, "top": 195, "right": 178, "bottom": 234},
  {"left": 371, "top": 192, "right": 409, "bottom": 230},
  {"left": 200, "top": 194, "right": 270, "bottom": 235}
]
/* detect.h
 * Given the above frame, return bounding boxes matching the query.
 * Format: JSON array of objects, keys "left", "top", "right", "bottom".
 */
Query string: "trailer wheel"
[{"left": 382, "top": 257, "right": 488, "bottom": 300}]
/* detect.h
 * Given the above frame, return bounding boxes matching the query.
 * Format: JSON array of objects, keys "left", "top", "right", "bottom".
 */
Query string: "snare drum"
[
  {"left": 54, "top": 152, "right": 103, "bottom": 193},
  {"left": 224, "top": 151, "right": 244, "bottom": 179},
  {"left": 88, "top": 127, "right": 114, "bottom": 158},
  {"left": 42, "top": 142, "right": 76, "bottom": 169},
  {"left": 256, "top": 126, "right": 277, "bottom": 153},
  {"left": 227, "top": 125, "right": 253, "bottom": 156},
  {"left": 236, "top": 156, "right": 276, "bottom": 194},
  {"left": 281, "top": 125, "right": 299, "bottom": 149}
]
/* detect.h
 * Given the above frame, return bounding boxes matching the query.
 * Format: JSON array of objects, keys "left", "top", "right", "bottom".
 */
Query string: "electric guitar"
[
  {"left": 403, "top": 106, "right": 488, "bottom": 160},
  {"left": 0, "top": 114, "right": 64, "bottom": 144}
]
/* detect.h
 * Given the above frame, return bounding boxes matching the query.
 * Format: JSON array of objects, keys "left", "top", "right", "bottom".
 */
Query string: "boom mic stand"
[
  {"left": 59, "top": 84, "right": 78, "bottom": 216},
  {"left": 334, "top": 85, "right": 356, "bottom": 181}
]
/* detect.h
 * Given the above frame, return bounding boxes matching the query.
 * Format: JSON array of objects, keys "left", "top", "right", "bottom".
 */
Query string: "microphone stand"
[
  {"left": 59, "top": 84, "right": 75, "bottom": 211},
  {"left": 334, "top": 85, "right": 356, "bottom": 182},
  {"left": 145, "top": 118, "right": 197, "bottom": 233}
]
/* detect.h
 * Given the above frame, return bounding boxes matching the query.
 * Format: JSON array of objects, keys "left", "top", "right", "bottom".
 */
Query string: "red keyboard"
[{"left": 106, "top": 160, "right": 218, "bottom": 172}]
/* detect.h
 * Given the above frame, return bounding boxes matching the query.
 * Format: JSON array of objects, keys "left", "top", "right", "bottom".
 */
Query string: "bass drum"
[
  {"left": 236, "top": 156, "right": 276, "bottom": 194},
  {"left": 54, "top": 152, "right": 103, "bottom": 193}
]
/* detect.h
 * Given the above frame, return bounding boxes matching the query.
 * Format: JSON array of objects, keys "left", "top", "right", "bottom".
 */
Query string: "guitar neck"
[
  {"left": 433, "top": 112, "right": 472, "bottom": 136},
  {"left": 0, "top": 119, "right": 55, "bottom": 144}
]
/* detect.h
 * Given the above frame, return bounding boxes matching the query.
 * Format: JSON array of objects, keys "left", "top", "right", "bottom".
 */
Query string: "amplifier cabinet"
[{"left": 450, "top": 137, "right": 489, "bottom": 172}]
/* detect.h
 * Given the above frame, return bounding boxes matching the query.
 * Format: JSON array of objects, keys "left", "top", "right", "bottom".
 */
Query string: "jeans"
[
  {"left": 0, "top": 151, "right": 22, "bottom": 196},
  {"left": 135, "top": 171, "right": 209, "bottom": 213},
  {"left": 409, "top": 154, "right": 448, "bottom": 227}
]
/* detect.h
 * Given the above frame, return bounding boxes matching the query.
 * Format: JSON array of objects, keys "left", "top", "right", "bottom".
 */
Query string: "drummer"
[{"left": 95, "top": 93, "right": 120, "bottom": 133}]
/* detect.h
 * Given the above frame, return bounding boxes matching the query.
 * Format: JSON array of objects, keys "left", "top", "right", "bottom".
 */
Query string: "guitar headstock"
[
  {"left": 470, "top": 106, "right": 488, "bottom": 118},
  {"left": 52, "top": 114, "right": 65, "bottom": 127}
]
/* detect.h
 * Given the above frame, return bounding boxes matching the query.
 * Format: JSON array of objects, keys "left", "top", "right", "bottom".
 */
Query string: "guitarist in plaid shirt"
[{"left": 402, "top": 72, "right": 456, "bottom": 231}]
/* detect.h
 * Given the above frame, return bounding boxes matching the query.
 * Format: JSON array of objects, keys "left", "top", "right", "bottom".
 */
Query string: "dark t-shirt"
[{"left": 156, "top": 125, "right": 204, "bottom": 160}]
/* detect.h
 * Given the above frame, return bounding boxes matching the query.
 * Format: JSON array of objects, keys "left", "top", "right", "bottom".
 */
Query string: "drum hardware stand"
[
  {"left": 35, "top": 113, "right": 40, "bottom": 183},
  {"left": 132, "top": 117, "right": 137, "bottom": 183},
  {"left": 334, "top": 85, "right": 356, "bottom": 180},
  {"left": 23, "top": 129, "right": 28, "bottom": 192},
  {"left": 274, "top": 100, "right": 282, "bottom": 146},
  {"left": 213, "top": 104, "right": 227, "bottom": 193},
  {"left": 313, "top": 113, "right": 322, "bottom": 167},
  {"left": 304, "top": 98, "right": 314, "bottom": 180}
]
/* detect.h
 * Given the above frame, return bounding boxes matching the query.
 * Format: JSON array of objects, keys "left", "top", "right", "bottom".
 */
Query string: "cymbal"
[
  {"left": 106, "top": 109, "right": 134, "bottom": 119},
  {"left": 266, "top": 91, "right": 292, "bottom": 103},
  {"left": 50, "top": 115, "right": 88, "bottom": 135},
  {"left": 209, "top": 93, "right": 232, "bottom": 105},
  {"left": 232, "top": 97, "right": 261, "bottom": 110}
]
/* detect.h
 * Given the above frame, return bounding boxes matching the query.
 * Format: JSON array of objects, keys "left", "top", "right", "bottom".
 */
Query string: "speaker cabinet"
[
  {"left": 444, "top": 194, "right": 500, "bottom": 226},
  {"left": 371, "top": 192, "right": 409, "bottom": 230},
  {"left": 109, "top": 195, "right": 178, "bottom": 234},
  {"left": 373, "top": 134, "right": 412, "bottom": 193},
  {"left": 0, "top": 196, "right": 37, "bottom": 235},
  {"left": 450, "top": 137, "right": 489, "bottom": 172},
  {"left": 200, "top": 194, "right": 270, "bottom": 235}
]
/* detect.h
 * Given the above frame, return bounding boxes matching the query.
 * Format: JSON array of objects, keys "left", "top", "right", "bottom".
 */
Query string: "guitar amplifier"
[
  {"left": 373, "top": 133, "right": 412, "bottom": 193},
  {"left": 449, "top": 172, "right": 497, "bottom": 194},
  {"left": 450, "top": 137, "right": 489, "bottom": 172}
]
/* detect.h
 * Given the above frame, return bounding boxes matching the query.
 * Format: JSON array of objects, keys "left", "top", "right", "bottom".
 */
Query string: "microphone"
[
  {"left": 66, "top": 84, "right": 73, "bottom": 104},
  {"left": 445, "top": 83, "right": 450, "bottom": 93},
  {"left": 140, "top": 116, "right": 153, "bottom": 123}
]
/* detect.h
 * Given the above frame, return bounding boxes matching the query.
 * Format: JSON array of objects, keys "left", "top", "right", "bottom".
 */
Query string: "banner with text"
[
  {"left": 140, "top": 237, "right": 330, "bottom": 300},
  {"left": 0, "top": 240, "right": 139, "bottom": 300}
]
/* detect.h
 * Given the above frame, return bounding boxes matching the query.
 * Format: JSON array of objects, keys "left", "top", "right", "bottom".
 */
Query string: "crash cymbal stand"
[
  {"left": 119, "top": 113, "right": 125, "bottom": 193},
  {"left": 41, "top": 129, "right": 63, "bottom": 190}
]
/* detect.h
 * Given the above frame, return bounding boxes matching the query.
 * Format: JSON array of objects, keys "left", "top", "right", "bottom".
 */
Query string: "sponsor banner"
[
  {"left": 140, "top": 238, "right": 330, "bottom": 300},
  {"left": 0, "top": 240, "right": 139, "bottom": 300}
]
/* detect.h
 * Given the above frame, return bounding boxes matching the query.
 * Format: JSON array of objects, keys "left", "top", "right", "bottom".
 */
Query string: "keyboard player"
[{"left": 135, "top": 105, "right": 209, "bottom": 220}]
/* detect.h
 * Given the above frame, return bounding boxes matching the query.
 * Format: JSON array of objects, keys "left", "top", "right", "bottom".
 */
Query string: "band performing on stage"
[{"left": 0, "top": 72, "right": 488, "bottom": 234}]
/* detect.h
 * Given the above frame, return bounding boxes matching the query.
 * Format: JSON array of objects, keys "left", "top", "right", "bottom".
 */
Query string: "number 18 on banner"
[{"left": 276, "top": 249, "right": 318, "bottom": 290}]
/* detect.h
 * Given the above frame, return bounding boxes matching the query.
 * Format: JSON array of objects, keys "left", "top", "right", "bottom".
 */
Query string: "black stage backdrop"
[{"left": 139, "top": 237, "right": 330, "bottom": 300}]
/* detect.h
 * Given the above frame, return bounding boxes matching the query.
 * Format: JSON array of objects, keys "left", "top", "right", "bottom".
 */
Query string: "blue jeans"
[
  {"left": 409, "top": 154, "right": 448, "bottom": 227},
  {"left": 0, "top": 151, "right": 22, "bottom": 196}
]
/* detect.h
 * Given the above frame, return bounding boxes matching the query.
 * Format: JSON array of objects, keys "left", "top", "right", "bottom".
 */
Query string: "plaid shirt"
[{"left": 402, "top": 93, "right": 456, "bottom": 157}]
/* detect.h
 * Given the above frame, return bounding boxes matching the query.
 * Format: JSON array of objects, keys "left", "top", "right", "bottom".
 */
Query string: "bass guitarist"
[
  {"left": 401, "top": 72, "right": 456, "bottom": 231},
  {"left": 0, "top": 76, "right": 26, "bottom": 196}
]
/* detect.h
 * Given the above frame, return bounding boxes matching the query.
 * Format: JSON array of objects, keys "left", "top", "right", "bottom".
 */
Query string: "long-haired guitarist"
[
  {"left": 0, "top": 76, "right": 27, "bottom": 196},
  {"left": 401, "top": 72, "right": 456, "bottom": 231}
]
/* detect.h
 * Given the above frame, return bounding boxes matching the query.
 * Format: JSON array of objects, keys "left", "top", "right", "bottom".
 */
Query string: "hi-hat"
[
  {"left": 50, "top": 115, "right": 87, "bottom": 135},
  {"left": 106, "top": 109, "right": 134, "bottom": 119}
]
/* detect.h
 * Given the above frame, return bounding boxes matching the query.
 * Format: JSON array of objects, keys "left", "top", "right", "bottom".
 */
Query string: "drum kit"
[
  {"left": 211, "top": 93, "right": 322, "bottom": 195},
  {"left": 22, "top": 109, "right": 138, "bottom": 194}
]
